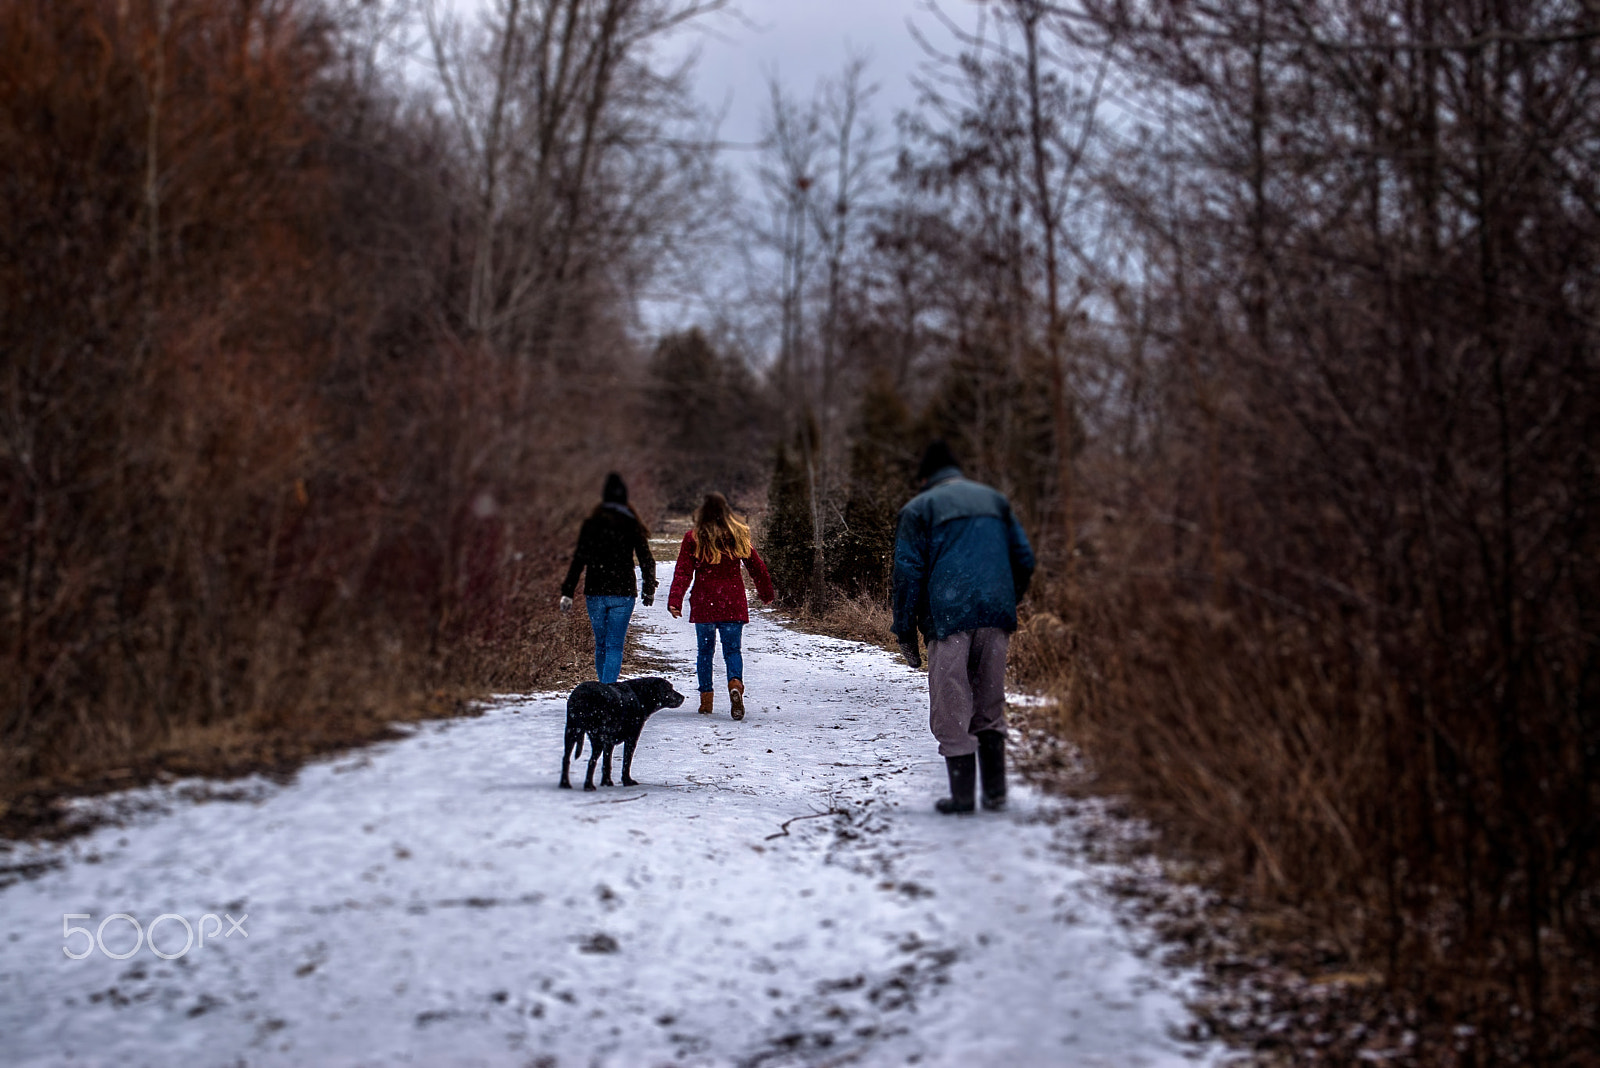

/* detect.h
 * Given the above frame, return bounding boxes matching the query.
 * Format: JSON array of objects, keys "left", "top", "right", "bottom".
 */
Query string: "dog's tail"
[{"left": 571, "top": 730, "right": 584, "bottom": 758}]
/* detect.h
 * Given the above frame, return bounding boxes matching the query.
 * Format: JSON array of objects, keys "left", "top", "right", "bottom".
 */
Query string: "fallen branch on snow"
[
  {"left": 766, "top": 808, "right": 846, "bottom": 841},
  {"left": 579, "top": 793, "right": 648, "bottom": 806}
]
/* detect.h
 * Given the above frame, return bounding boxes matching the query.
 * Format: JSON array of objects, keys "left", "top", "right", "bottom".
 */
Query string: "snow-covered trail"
[{"left": 0, "top": 561, "right": 1219, "bottom": 1067}]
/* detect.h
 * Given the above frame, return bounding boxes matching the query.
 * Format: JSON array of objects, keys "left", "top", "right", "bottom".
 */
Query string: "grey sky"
[
  {"left": 642, "top": 1, "right": 985, "bottom": 337},
  {"left": 679, "top": 1, "right": 967, "bottom": 146}
]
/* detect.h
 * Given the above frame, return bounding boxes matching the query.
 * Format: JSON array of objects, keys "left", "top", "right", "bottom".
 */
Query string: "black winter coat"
[{"left": 561, "top": 505, "right": 657, "bottom": 599}]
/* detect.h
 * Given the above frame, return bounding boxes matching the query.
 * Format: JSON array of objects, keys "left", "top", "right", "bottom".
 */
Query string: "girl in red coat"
[{"left": 667, "top": 493, "right": 775, "bottom": 720}]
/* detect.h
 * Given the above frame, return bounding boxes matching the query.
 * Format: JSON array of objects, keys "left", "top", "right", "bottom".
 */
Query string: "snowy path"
[{"left": 0, "top": 563, "right": 1219, "bottom": 1067}]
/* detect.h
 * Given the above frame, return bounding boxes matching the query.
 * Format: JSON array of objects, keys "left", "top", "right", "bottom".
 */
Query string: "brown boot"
[
  {"left": 698, "top": 691, "right": 714, "bottom": 715},
  {"left": 728, "top": 679, "right": 745, "bottom": 721}
]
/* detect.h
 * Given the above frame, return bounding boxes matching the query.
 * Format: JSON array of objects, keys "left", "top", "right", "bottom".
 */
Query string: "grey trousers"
[{"left": 926, "top": 628, "right": 1010, "bottom": 757}]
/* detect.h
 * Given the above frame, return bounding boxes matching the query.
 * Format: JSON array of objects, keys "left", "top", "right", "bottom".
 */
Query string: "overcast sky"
[
  {"left": 651, "top": 1, "right": 986, "bottom": 335},
  {"left": 673, "top": 0, "right": 973, "bottom": 146}
]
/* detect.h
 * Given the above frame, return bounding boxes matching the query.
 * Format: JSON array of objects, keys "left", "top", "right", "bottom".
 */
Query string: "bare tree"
[
  {"left": 752, "top": 59, "right": 887, "bottom": 605},
  {"left": 425, "top": 0, "right": 726, "bottom": 357},
  {"left": 811, "top": 53, "right": 884, "bottom": 439},
  {"left": 1038, "top": 0, "right": 1600, "bottom": 1051},
  {"left": 0, "top": 0, "right": 727, "bottom": 802}
]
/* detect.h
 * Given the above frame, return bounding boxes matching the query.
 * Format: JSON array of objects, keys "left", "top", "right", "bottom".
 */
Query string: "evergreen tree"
[
  {"left": 922, "top": 339, "right": 1058, "bottom": 529},
  {"left": 762, "top": 432, "right": 816, "bottom": 608},
  {"left": 648, "top": 329, "right": 771, "bottom": 510},
  {"left": 830, "top": 374, "right": 918, "bottom": 598}
]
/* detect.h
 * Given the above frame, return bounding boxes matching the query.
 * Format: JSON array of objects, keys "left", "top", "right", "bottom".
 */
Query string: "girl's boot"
[
  {"left": 698, "top": 691, "right": 714, "bottom": 715},
  {"left": 728, "top": 679, "right": 745, "bottom": 721}
]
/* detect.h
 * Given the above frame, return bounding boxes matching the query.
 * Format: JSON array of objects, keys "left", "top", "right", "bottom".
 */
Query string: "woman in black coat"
[{"left": 560, "top": 473, "right": 657, "bottom": 683}]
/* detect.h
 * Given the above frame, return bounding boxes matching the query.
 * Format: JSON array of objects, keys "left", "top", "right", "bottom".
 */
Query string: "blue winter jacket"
[{"left": 891, "top": 467, "right": 1036, "bottom": 642}]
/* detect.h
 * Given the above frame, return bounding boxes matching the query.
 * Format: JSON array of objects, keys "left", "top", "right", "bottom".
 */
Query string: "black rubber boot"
[
  {"left": 977, "top": 730, "right": 1007, "bottom": 810},
  {"left": 935, "top": 754, "right": 977, "bottom": 814}
]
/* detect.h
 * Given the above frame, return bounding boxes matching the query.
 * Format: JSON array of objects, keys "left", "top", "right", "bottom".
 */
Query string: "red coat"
[{"left": 667, "top": 530, "right": 775, "bottom": 623}]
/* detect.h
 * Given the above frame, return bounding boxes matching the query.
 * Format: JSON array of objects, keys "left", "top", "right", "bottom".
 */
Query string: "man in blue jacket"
[{"left": 892, "top": 441, "right": 1036, "bottom": 813}]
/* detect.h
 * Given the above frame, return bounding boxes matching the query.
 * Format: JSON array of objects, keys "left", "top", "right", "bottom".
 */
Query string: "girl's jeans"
[
  {"left": 694, "top": 621, "right": 744, "bottom": 693},
  {"left": 585, "top": 595, "right": 635, "bottom": 683}
]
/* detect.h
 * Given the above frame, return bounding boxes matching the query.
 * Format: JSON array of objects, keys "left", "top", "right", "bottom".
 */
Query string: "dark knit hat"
[
  {"left": 916, "top": 440, "right": 960, "bottom": 483},
  {"left": 602, "top": 472, "right": 628, "bottom": 504}
]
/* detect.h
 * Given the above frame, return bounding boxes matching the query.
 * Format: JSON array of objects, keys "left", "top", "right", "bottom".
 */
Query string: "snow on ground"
[{"left": 0, "top": 561, "right": 1221, "bottom": 1067}]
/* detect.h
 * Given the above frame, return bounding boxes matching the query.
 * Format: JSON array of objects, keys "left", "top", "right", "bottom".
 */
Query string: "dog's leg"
[
  {"left": 560, "top": 725, "right": 581, "bottom": 788},
  {"left": 585, "top": 745, "right": 600, "bottom": 791},
  {"left": 621, "top": 739, "right": 638, "bottom": 787},
  {"left": 600, "top": 744, "right": 615, "bottom": 787}
]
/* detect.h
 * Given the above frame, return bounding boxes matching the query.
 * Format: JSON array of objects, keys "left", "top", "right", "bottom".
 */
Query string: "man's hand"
[
  {"left": 897, "top": 636, "right": 921, "bottom": 670},
  {"left": 641, "top": 591, "right": 655, "bottom": 607},
  {"left": 559, "top": 596, "right": 573, "bottom": 614},
  {"left": 668, "top": 605, "right": 682, "bottom": 619}
]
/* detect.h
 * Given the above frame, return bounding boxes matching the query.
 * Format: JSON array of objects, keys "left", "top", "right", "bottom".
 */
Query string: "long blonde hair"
[{"left": 692, "top": 492, "right": 752, "bottom": 564}]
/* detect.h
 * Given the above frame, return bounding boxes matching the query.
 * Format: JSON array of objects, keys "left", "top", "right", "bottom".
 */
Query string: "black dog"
[{"left": 560, "top": 677, "right": 685, "bottom": 791}]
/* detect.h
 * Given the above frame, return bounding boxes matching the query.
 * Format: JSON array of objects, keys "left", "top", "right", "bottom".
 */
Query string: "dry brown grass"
[
  {"left": 772, "top": 590, "right": 900, "bottom": 654},
  {"left": 1012, "top": 570, "right": 1600, "bottom": 1065},
  {"left": 0, "top": 593, "right": 601, "bottom": 840}
]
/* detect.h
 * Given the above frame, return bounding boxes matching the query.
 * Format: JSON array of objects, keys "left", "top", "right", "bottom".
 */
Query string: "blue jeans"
[
  {"left": 585, "top": 595, "right": 635, "bottom": 683},
  {"left": 695, "top": 622, "right": 744, "bottom": 693}
]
